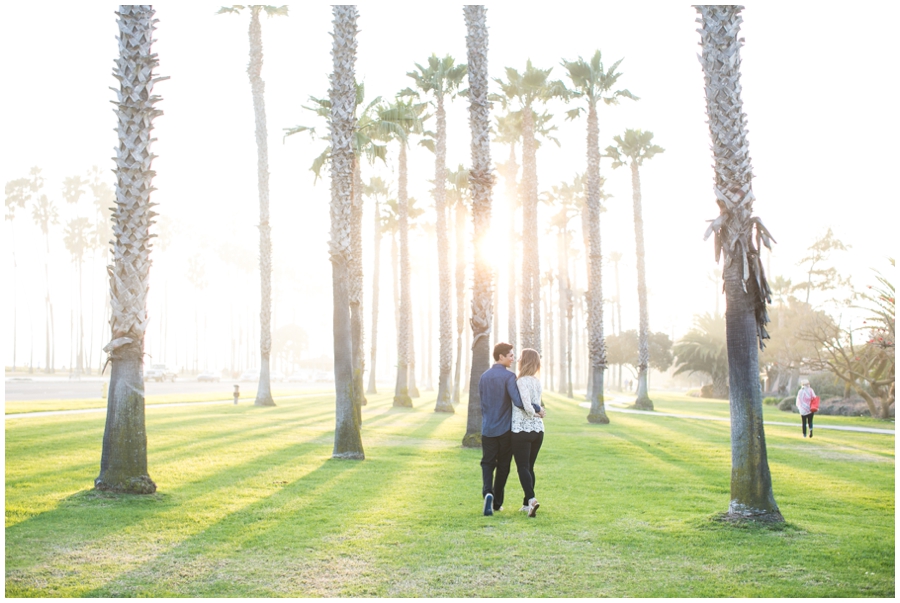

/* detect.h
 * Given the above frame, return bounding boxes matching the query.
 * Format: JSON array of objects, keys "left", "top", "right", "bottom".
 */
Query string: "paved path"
[
  {"left": 7, "top": 394, "right": 894, "bottom": 436},
  {"left": 580, "top": 401, "right": 895, "bottom": 435},
  {"left": 5, "top": 393, "right": 322, "bottom": 420}
]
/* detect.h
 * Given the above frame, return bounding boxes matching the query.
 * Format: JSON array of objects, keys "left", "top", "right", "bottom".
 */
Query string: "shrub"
[
  {"left": 763, "top": 396, "right": 780, "bottom": 406},
  {"left": 700, "top": 384, "right": 714, "bottom": 398},
  {"left": 806, "top": 371, "right": 845, "bottom": 399},
  {"left": 685, "top": 388, "right": 702, "bottom": 398},
  {"left": 778, "top": 397, "right": 796, "bottom": 412}
]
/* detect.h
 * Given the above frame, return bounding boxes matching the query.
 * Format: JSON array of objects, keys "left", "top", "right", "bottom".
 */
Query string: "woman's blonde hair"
[{"left": 517, "top": 348, "right": 541, "bottom": 378}]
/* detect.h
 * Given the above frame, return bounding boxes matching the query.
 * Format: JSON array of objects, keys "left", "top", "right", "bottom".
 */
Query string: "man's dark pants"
[{"left": 481, "top": 431, "right": 512, "bottom": 510}]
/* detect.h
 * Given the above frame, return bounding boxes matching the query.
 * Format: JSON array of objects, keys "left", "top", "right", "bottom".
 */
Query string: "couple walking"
[{"left": 478, "top": 342, "right": 545, "bottom": 518}]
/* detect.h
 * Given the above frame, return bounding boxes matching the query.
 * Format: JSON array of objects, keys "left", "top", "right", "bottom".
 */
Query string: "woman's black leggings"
[
  {"left": 511, "top": 430, "right": 544, "bottom": 505},
  {"left": 802, "top": 413, "right": 814, "bottom": 436}
]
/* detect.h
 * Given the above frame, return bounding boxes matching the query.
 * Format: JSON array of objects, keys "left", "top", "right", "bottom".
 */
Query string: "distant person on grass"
[
  {"left": 796, "top": 377, "right": 817, "bottom": 438},
  {"left": 513, "top": 348, "right": 545, "bottom": 518},
  {"left": 478, "top": 342, "right": 544, "bottom": 516}
]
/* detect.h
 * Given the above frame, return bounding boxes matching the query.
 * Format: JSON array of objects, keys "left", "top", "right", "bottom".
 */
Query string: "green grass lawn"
[{"left": 5, "top": 389, "right": 894, "bottom": 597}]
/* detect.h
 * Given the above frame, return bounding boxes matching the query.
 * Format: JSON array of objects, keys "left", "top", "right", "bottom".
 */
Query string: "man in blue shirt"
[{"left": 478, "top": 342, "right": 543, "bottom": 516}]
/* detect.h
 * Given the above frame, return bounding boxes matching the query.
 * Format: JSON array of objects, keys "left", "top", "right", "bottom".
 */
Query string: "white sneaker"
[
  {"left": 527, "top": 498, "right": 540, "bottom": 518},
  {"left": 519, "top": 505, "right": 529, "bottom": 512}
]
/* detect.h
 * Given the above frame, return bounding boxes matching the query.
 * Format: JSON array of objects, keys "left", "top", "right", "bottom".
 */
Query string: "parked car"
[
  {"left": 197, "top": 371, "right": 220, "bottom": 382},
  {"left": 288, "top": 370, "right": 313, "bottom": 383},
  {"left": 239, "top": 369, "right": 260, "bottom": 382},
  {"left": 145, "top": 364, "right": 177, "bottom": 382}
]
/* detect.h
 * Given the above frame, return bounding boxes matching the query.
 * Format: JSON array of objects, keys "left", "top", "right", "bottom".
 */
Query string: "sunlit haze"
[{"left": 2, "top": 4, "right": 895, "bottom": 379}]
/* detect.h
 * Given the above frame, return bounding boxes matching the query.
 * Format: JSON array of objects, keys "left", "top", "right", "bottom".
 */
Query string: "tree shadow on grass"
[{"left": 76, "top": 416, "right": 452, "bottom": 597}]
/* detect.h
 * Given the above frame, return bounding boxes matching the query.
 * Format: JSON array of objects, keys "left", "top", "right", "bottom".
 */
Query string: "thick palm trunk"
[
  {"left": 697, "top": 5, "right": 779, "bottom": 520},
  {"left": 96, "top": 5, "right": 163, "bottom": 494},
  {"left": 585, "top": 102, "right": 608, "bottom": 423},
  {"left": 247, "top": 6, "right": 275, "bottom": 407},
  {"left": 367, "top": 199, "right": 381, "bottom": 395},
  {"left": 408, "top": 312, "right": 419, "bottom": 397},
  {"left": 329, "top": 5, "right": 364, "bottom": 459},
  {"left": 433, "top": 95, "right": 454, "bottom": 412},
  {"left": 631, "top": 161, "right": 653, "bottom": 410},
  {"left": 393, "top": 143, "right": 413, "bottom": 407},
  {"left": 462, "top": 5, "right": 493, "bottom": 448}
]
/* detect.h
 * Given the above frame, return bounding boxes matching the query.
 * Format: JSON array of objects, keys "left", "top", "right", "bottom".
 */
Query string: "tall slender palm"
[
  {"left": 363, "top": 176, "right": 390, "bottom": 394},
  {"left": 542, "top": 176, "right": 580, "bottom": 396},
  {"left": 561, "top": 49, "right": 636, "bottom": 423},
  {"left": 386, "top": 97, "right": 427, "bottom": 407},
  {"left": 218, "top": 4, "right": 287, "bottom": 406},
  {"left": 495, "top": 62, "right": 564, "bottom": 355},
  {"left": 608, "top": 250, "right": 624, "bottom": 388},
  {"left": 5, "top": 176, "right": 33, "bottom": 371},
  {"left": 606, "top": 129, "right": 663, "bottom": 410},
  {"left": 63, "top": 216, "right": 92, "bottom": 375},
  {"left": 696, "top": 5, "right": 781, "bottom": 520},
  {"left": 287, "top": 86, "right": 398, "bottom": 409},
  {"left": 97, "top": 5, "right": 166, "bottom": 494},
  {"left": 494, "top": 114, "right": 520, "bottom": 370},
  {"left": 406, "top": 54, "right": 466, "bottom": 413},
  {"left": 328, "top": 5, "right": 364, "bottom": 459},
  {"left": 447, "top": 165, "right": 470, "bottom": 405},
  {"left": 462, "top": 5, "right": 494, "bottom": 448}
]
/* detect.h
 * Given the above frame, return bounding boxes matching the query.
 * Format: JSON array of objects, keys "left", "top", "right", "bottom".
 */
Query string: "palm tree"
[
  {"left": 30, "top": 177, "right": 58, "bottom": 373},
  {"left": 495, "top": 61, "right": 564, "bottom": 355},
  {"left": 606, "top": 129, "right": 664, "bottom": 410},
  {"left": 672, "top": 313, "right": 728, "bottom": 398},
  {"left": 406, "top": 54, "right": 466, "bottom": 413},
  {"left": 462, "top": 5, "right": 494, "bottom": 448},
  {"left": 363, "top": 176, "right": 390, "bottom": 394},
  {"left": 561, "top": 49, "right": 636, "bottom": 423},
  {"left": 542, "top": 177, "right": 580, "bottom": 396},
  {"left": 387, "top": 97, "right": 427, "bottom": 407},
  {"left": 328, "top": 5, "right": 363, "bottom": 459},
  {"left": 494, "top": 112, "right": 520, "bottom": 370},
  {"left": 96, "top": 5, "right": 166, "bottom": 494},
  {"left": 447, "top": 165, "right": 470, "bottom": 405},
  {"left": 696, "top": 5, "right": 781, "bottom": 521},
  {"left": 5, "top": 176, "right": 33, "bottom": 371},
  {"left": 63, "top": 216, "right": 92, "bottom": 376},
  {"left": 217, "top": 4, "right": 287, "bottom": 406},
  {"left": 287, "top": 86, "right": 400, "bottom": 409}
]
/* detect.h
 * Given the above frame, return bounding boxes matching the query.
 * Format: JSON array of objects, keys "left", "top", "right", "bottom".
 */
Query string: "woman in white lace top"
[{"left": 513, "top": 348, "right": 545, "bottom": 517}]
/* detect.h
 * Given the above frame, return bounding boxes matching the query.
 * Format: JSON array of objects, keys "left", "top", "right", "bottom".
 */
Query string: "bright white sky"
[{"left": 2, "top": 3, "right": 896, "bottom": 375}]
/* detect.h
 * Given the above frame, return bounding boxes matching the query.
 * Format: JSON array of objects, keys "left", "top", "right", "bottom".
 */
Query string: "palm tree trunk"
[
  {"left": 393, "top": 142, "right": 412, "bottom": 407},
  {"left": 367, "top": 199, "right": 381, "bottom": 395},
  {"left": 557, "top": 230, "right": 568, "bottom": 394},
  {"left": 350, "top": 160, "right": 366, "bottom": 405},
  {"left": 585, "top": 101, "right": 608, "bottom": 423},
  {"left": 408, "top": 310, "right": 419, "bottom": 397},
  {"left": 462, "top": 4, "right": 493, "bottom": 448},
  {"left": 505, "top": 145, "right": 518, "bottom": 373},
  {"left": 433, "top": 94, "right": 454, "bottom": 411},
  {"left": 520, "top": 107, "right": 540, "bottom": 352},
  {"left": 452, "top": 196, "right": 466, "bottom": 405},
  {"left": 545, "top": 273, "right": 554, "bottom": 390},
  {"left": 697, "top": 4, "right": 779, "bottom": 520},
  {"left": 329, "top": 5, "right": 364, "bottom": 458},
  {"left": 96, "top": 5, "right": 163, "bottom": 494},
  {"left": 631, "top": 161, "right": 653, "bottom": 410},
  {"left": 247, "top": 6, "right": 275, "bottom": 407}
]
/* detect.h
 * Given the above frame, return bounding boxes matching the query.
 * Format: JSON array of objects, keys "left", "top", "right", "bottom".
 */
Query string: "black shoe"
[
  {"left": 483, "top": 493, "right": 493, "bottom": 516},
  {"left": 809, "top": 429, "right": 813, "bottom": 438}
]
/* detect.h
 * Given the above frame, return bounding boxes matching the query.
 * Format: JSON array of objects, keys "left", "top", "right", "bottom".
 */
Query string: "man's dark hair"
[{"left": 493, "top": 342, "right": 513, "bottom": 361}]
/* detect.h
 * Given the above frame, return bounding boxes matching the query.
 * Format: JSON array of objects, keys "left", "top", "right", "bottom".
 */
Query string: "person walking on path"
[
  {"left": 513, "top": 348, "right": 545, "bottom": 517},
  {"left": 478, "top": 342, "right": 543, "bottom": 516},
  {"left": 796, "top": 377, "right": 817, "bottom": 438}
]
